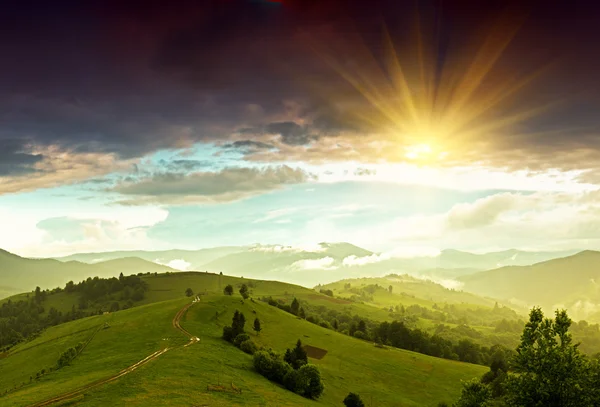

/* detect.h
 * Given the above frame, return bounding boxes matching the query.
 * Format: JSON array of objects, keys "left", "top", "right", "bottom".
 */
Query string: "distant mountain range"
[
  {"left": 459, "top": 250, "right": 600, "bottom": 321},
  {"left": 51, "top": 243, "right": 581, "bottom": 287},
  {"left": 0, "top": 249, "right": 178, "bottom": 298}
]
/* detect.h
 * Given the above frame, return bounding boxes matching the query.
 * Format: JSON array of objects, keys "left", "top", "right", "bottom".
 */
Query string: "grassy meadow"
[{"left": 0, "top": 272, "right": 488, "bottom": 406}]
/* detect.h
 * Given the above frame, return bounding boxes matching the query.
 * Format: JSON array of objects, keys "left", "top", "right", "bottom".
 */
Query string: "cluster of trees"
[
  {"left": 222, "top": 310, "right": 259, "bottom": 355},
  {"left": 65, "top": 273, "right": 148, "bottom": 309},
  {"left": 0, "top": 273, "right": 149, "bottom": 349},
  {"left": 448, "top": 308, "right": 600, "bottom": 407},
  {"left": 263, "top": 296, "right": 307, "bottom": 319},
  {"left": 56, "top": 342, "right": 84, "bottom": 369},
  {"left": 261, "top": 296, "right": 511, "bottom": 367},
  {"left": 223, "top": 283, "right": 251, "bottom": 300},
  {"left": 253, "top": 340, "right": 324, "bottom": 399}
]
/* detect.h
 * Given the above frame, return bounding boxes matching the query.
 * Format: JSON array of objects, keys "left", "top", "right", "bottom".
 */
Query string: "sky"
[{"left": 2, "top": 0, "right": 600, "bottom": 257}]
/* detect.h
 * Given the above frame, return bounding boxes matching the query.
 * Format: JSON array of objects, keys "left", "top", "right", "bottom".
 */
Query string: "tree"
[
  {"left": 344, "top": 392, "right": 365, "bottom": 407},
  {"left": 185, "top": 288, "right": 194, "bottom": 297},
  {"left": 231, "top": 310, "right": 246, "bottom": 337},
  {"left": 358, "top": 320, "right": 367, "bottom": 333},
  {"left": 34, "top": 286, "right": 42, "bottom": 303},
  {"left": 453, "top": 378, "right": 491, "bottom": 407},
  {"left": 291, "top": 298, "right": 300, "bottom": 315},
  {"left": 224, "top": 285, "right": 233, "bottom": 295},
  {"left": 254, "top": 318, "right": 262, "bottom": 335},
  {"left": 504, "top": 308, "right": 593, "bottom": 407},
  {"left": 285, "top": 339, "right": 309, "bottom": 370},
  {"left": 119, "top": 272, "right": 124, "bottom": 281},
  {"left": 239, "top": 284, "right": 249, "bottom": 300},
  {"left": 388, "top": 285, "right": 393, "bottom": 294},
  {"left": 298, "top": 307, "right": 306, "bottom": 319},
  {"left": 296, "top": 364, "right": 324, "bottom": 399},
  {"left": 333, "top": 319, "right": 339, "bottom": 331}
]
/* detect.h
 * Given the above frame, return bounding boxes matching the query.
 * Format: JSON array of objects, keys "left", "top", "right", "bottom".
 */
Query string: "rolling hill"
[
  {"left": 0, "top": 273, "right": 486, "bottom": 407},
  {"left": 460, "top": 250, "right": 600, "bottom": 320}
]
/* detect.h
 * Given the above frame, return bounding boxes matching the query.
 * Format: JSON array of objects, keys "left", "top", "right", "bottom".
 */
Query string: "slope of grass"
[
  {"left": 0, "top": 298, "right": 189, "bottom": 406},
  {"left": 1, "top": 290, "right": 486, "bottom": 407}
]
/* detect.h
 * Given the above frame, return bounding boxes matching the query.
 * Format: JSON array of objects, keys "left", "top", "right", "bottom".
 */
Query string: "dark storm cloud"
[
  {"left": 1, "top": 0, "right": 600, "bottom": 174},
  {"left": 223, "top": 140, "right": 275, "bottom": 151},
  {"left": 0, "top": 139, "right": 44, "bottom": 176}
]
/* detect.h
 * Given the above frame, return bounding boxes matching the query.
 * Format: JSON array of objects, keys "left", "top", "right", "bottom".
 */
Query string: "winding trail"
[{"left": 27, "top": 301, "right": 198, "bottom": 407}]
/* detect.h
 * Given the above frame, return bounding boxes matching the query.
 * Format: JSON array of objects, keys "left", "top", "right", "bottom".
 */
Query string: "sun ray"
[{"left": 299, "top": 3, "right": 562, "bottom": 166}]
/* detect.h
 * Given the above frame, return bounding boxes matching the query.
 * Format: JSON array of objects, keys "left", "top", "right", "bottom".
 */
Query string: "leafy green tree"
[
  {"left": 224, "top": 285, "right": 233, "bottom": 295},
  {"left": 298, "top": 307, "right": 306, "bottom": 319},
  {"left": 388, "top": 285, "right": 393, "bottom": 293},
  {"left": 453, "top": 378, "right": 491, "bottom": 407},
  {"left": 291, "top": 298, "right": 300, "bottom": 315},
  {"left": 504, "top": 308, "right": 592, "bottom": 407},
  {"left": 284, "top": 339, "right": 308, "bottom": 370},
  {"left": 239, "top": 284, "right": 249, "bottom": 300},
  {"left": 231, "top": 310, "right": 246, "bottom": 337},
  {"left": 296, "top": 364, "right": 324, "bottom": 399},
  {"left": 344, "top": 392, "right": 365, "bottom": 407},
  {"left": 358, "top": 320, "right": 367, "bottom": 333},
  {"left": 185, "top": 288, "right": 194, "bottom": 297},
  {"left": 253, "top": 318, "right": 262, "bottom": 335}
]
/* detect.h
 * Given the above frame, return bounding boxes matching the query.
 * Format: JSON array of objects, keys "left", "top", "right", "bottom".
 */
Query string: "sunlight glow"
[{"left": 304, "top": 4, "right": 558, "bottom": 165}]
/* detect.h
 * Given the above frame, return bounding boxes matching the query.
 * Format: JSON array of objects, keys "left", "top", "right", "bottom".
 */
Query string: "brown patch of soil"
[{"left": 304, "top": 345, "right": 328, "bottom": 360}]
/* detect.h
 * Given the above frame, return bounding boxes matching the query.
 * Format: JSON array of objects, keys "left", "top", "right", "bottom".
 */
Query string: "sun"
[{"left": 405, "top": 144, "right": 432, "bottom": 160}]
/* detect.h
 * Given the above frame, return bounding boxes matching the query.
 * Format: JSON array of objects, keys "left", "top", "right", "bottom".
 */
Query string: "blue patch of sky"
[{"left": 147, "top": 182, "right": 532, "bottom": 247}]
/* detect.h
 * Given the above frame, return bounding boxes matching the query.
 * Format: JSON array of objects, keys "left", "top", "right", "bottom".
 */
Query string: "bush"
[
  {"left": 353, "top": 330, "right": 367, "bottom": 340},
  {"left": 283, "top": 369, "right": 300, "bottom": 392},
  {"left": 253, "top": 350, "right": 293, "bottom": 383},
  {"left": 344, "top": 392, "right": 366, "bottom": 407},
  {"left": 233, "top": 333, "right": 251, "bottom": 347},
  {"left": 240, "top": 339, "right": 258, "bottom": 355},
  {"left": 319, "top": 320, "right": 332, "bottom": 329},
  {"left": 296, "top": 364, "right": 324, "bottom": 399},
  {"left": 253, "top": 351, "right": 274, "bottom": 377}
]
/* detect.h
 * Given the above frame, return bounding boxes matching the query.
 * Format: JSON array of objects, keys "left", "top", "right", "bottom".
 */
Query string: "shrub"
[
  {"left": 353, "top": 331, "right": 367, "bottom": 340},
  {"left": 253, "top": 351, "right": 274, "bottom": 377},
  {"left": 319, "top": 320, "right": 332, "bottom": 329},
  {"left": 283, "top": 369, "right": 300, "bottom": 392},
  {"left": 271, "top": 357, "right": 293, "bottom": 383},
  {"left": 296, "top": 364, "right": 324, "bottom": 399},
  {"left": 233, "top": 333, "right": 251, "bottom": 347},
  {"left": 240, "top": 339, "right": 258, "bottom": 355},
  {"left": 344, "top": 392, "right": 366, "bottom": 407}
]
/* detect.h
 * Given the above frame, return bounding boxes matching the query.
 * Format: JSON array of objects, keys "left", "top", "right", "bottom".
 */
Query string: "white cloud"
[
  {"left": 343, "top": 253, "right": 389, "bottom": 266},
  {"left": 250, "top": 243, "right": 327, "bottom": 253},
  {"left": 290, "top": 256, "right": 336, "bottom": 270},
  {"left": 155, "top": 258, "right": 192, "bottom": 271}
]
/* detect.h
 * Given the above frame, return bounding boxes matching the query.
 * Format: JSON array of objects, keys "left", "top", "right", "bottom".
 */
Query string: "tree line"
[
  {"left": 260, "top": 295, "right": 513, "bottom": 367},
  {"left": 0, "top": 273, "right": 149, "bottom": 350}
]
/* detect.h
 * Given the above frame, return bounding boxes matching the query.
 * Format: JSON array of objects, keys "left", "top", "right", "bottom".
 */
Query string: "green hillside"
[{"left": 1, "top": 289, "right": 485, "bottom": 407}]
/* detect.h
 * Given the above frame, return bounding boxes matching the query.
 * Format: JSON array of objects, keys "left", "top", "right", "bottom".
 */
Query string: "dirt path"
[{"left": 27, "top": 301, "right": 197, "bottom": 407}]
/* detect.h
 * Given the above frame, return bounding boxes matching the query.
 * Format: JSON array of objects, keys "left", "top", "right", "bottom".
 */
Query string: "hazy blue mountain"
[
  {"left": 459, "top": 250, "right": 600, "bottom": 321},
  {"left": 0, "top": 250, "right": 178, "bottom": 299}
]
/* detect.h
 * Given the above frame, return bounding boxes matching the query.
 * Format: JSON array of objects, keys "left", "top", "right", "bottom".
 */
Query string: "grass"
[{"left": 1, "top": 287, "right": 486, "bottom": 407}]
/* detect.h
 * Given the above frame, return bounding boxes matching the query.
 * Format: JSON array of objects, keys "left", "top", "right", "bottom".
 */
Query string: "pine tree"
[
  {"left": 291, "top": 298, "right": 300, "bottom": 315},
  {"left": 253, "top": 318, "right": 262, "bottom": 335},
  {"left": 299, "top": 307, "right": 306, "bottom": 319},
  {"left": 239, "top": 284, "right": 249, "bottom": 300}
]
